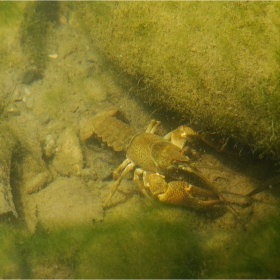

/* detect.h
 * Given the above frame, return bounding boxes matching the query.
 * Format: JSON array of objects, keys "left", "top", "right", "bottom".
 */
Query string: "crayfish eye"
[{"left": 172, "top": 160, "right": 190, "bottom": 171}]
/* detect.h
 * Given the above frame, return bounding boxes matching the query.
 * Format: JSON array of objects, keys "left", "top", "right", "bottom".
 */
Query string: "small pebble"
[
  {"left": 48, "top": 53, "right": 58, "bottom": 59},
  {"left": 12, "top": 87, "right": 23, "bottom": 101},
  {"left": 44, "top": 134, "right": 57, "bottom": 158},
  {"left": 26, "top": 97, "right": 34, "bottom": 109},
  {"left": 22, "top": 68, "right": 42, "bottom": 84},
  {"left": 7, "top": 107, "right": 20, "bottom": 115},
  {"left": 39, "top": 113, "right": 51, "bottom": 124},
  {"left": 71, "top": 104, "right": 79, "bottom": 113}
]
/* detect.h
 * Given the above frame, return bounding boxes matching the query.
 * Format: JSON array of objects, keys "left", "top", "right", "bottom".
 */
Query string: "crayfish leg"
[
  {"left": 145, "top": 120, "right": 161, "bottom": 134},
  {"left": 133, "top": 168, "right": 152, "bottom": 200},
  {"left": 103, "top": 161, "right": 135, "bottom": 208}
]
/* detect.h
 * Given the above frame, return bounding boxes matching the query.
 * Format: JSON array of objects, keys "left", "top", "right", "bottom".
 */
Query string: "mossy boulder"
[{"left": 75, "top": 2, "right": 280, "bottom": 160}]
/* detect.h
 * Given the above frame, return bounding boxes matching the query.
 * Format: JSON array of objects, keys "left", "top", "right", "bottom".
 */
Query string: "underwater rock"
[
  {"left": 6, "top": 106, "right": 21, "bottom": 116},
  {"left": 43, "top": 134, "right": 57, "bottom": 158},
  {"left": 0, "top": 182, "right": 17, "bottom": 219},
  {"left": 84, "top": 79, "right": 107, "bottom": 102},
  {"left": 0, "top": 110, "right": 51, "bottom": 218},
  {"left": 22, "top": 67, "right": 42, "bottom": 85},
  {"left": 39, "top": 112, "right": 50, "bottom": 124},
  {"left": 79, "top": 116, "right": 97, "bottom": 141},
  {"left": 75, "top": 2, "right": 280, "bottom": 160},
  {"left": 8, "top": 112, "right": 46, "bottom": 169},
  {"left": 25, "top": 176, "right": 103, "bottom": 231},
  {"left": 24, "top": 170, "right": 52, "bottom": 194},
  {"left": 52, "top": 128, "right": 84, "bottom": 176}
]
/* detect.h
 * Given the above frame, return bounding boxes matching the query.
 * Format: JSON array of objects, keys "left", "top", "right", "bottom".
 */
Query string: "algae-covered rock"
[
  {"left": 75, "top": 2, "right": 280, "bottom": 160},
  {"left": 52, "top": 128, "right": 84, "bottom": 176}
]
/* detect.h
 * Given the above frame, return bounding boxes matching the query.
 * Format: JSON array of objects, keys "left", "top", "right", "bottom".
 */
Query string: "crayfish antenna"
[{"left": 246, "top": 174, "right": 280, "bottom": 197}]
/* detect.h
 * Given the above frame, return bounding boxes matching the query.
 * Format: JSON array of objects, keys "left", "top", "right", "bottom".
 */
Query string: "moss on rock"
[{"left": 75, "top": 2, "right": 280, "bottom": 160}]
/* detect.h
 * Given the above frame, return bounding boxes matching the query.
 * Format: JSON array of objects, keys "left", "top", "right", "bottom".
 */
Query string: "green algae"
[
  {"left": 76, "top": 211, "right": 203, "bottom": 279},
  {"left": 0, "top": 204, "right": 204, "bottom": 278},
  {"left": 1, "top": 202, "right": 280, "bottom": 279},
  {"left": 206, "top": 209, "right": 280, "bottom": 278},
  {"left": 0, "top": 223, "right": 24, "bottom": 278},
  {"left": 0, "top": 2, "right": 25, "bottom": 26}
]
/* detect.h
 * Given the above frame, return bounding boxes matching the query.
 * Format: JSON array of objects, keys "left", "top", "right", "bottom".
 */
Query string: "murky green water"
[{"left": 1, "top": 2, "right": 280, "bottom": 278}]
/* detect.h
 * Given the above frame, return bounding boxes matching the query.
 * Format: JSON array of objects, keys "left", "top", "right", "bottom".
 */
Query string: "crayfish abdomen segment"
[
  {"left": 95, "top": 116, "right": 136, "bottom": 151},
  {"left": 80, "top": 112, "right": 136, "bottom": 152}
]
